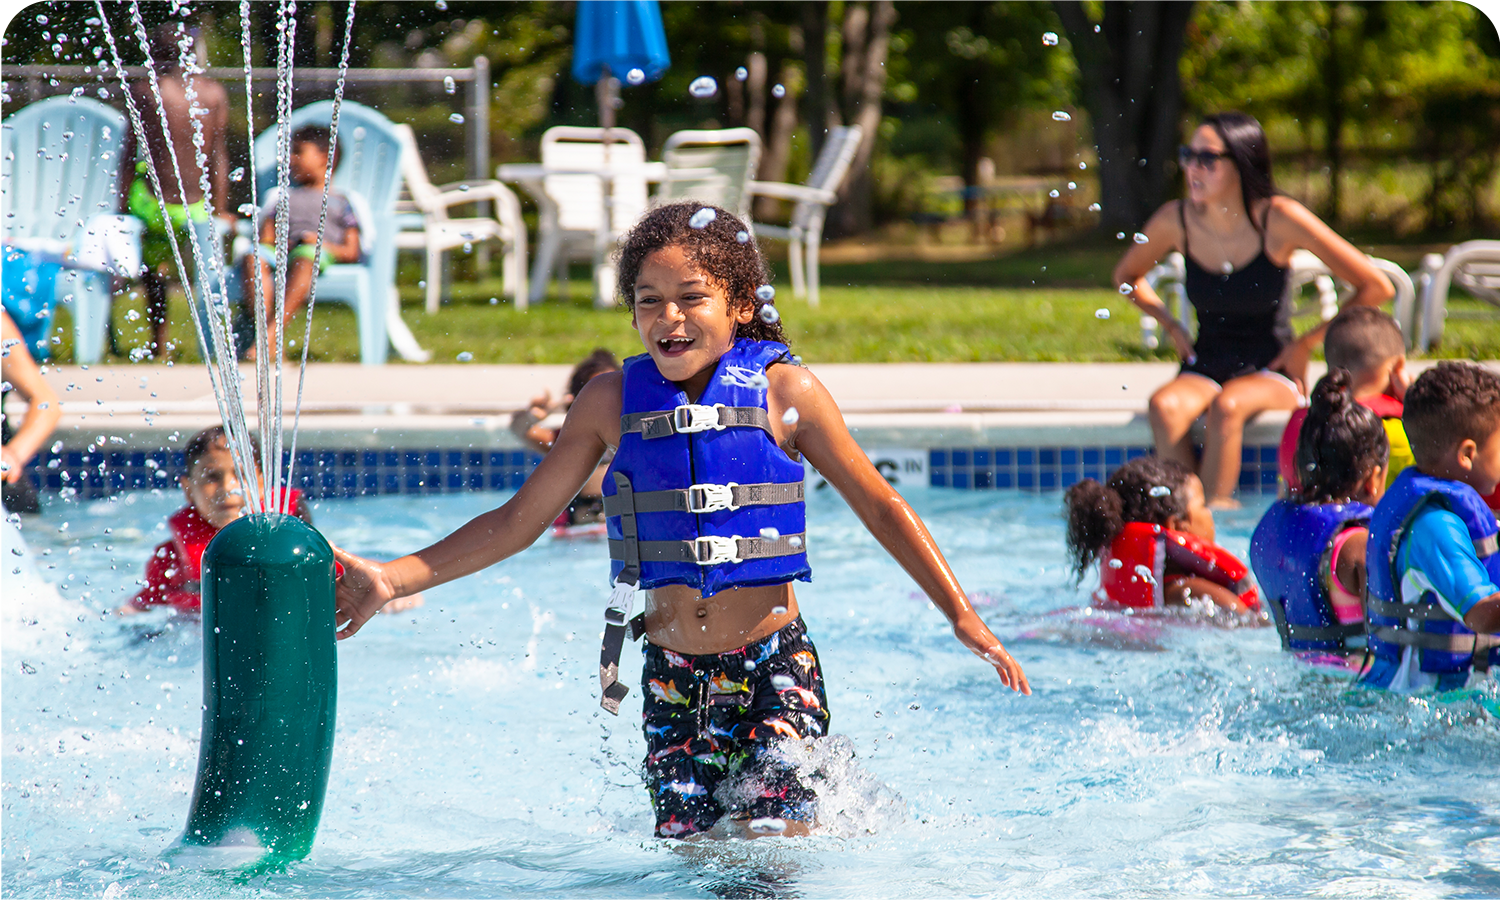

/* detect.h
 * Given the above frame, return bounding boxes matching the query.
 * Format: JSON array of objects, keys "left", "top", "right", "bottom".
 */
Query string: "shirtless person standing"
[{"left": 123, "top": 22, "right": 234, "bottom": 359}]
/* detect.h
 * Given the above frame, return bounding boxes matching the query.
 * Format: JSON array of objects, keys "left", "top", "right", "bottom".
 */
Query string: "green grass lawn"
[{"left": 48, "top": 244, "right": 1500, "bottom": 365}]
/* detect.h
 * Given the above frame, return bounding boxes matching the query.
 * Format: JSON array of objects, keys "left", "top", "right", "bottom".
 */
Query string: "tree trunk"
[
  {"left": 829, "top": 0, "right": 896, "bottom": 238},
  {"left": 1053, "top": 1, "right": 1195, "bottom": 231},
  {"left": 746, "top": 51, "right": 769, "bottom": 140},
  {"left": 757, "top": 61, "right": 803, "bottom": 200},
  {"left": 802, "top": 1, "right": 830, "bottom": 164},
  {"left": 1322, "top": 3, "right": 1347, "bottom": 227}
]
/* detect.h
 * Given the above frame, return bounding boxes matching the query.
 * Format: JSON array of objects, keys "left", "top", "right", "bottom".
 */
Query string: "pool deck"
[{"left": 22, "top": 359, "right": 1489, "bottom": 451}]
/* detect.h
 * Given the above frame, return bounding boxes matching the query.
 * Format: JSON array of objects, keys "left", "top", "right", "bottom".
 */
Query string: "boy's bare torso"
[{"left": 130, "top": 73, "right": 228, "bottom": 206}]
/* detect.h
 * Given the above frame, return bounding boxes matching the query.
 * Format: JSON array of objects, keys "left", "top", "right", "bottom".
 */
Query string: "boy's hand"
[
  {"left": 953, "top": 614, "right": 1031, "bottom": 695},
  {"left": 332, "top": 545, "right": 398, "bottom": 640}
]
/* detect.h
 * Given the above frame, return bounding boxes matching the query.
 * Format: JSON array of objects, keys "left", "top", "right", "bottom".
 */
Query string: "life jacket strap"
[
  {"left": 621, "top": 404, "right": 773, "bottom": 440},
  {"left": 1366, "top": 597, "right": 1462, "bottom": 623},
  {"left": 1266, "top": 597, "right": 1364, "bottom": 650},
  {"left": 603, "top": 481, "right": 804, "bottom": 516},
  {"left": 1371, "top": 627, "right": 1500, "bottom": 653},
  {"left": 609, "top": 532, "right": 807, "bottom": 566}
]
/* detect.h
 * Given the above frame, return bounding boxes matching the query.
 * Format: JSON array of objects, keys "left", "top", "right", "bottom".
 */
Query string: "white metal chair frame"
[
  {"left": 747, "top": 125, "right": 863, "bottom": 308},
  {"left": 1141, "top": 249, "right": 1416, "bottom": 352},
  {"left": 392, "top": 124, "right": 528, "bottom": 314},
  {"left": 656, "top": 127, "right": 762, "bottom": 221},
  {"left": 1412, "top": 241, "right": 1500, "bottom": 352}
]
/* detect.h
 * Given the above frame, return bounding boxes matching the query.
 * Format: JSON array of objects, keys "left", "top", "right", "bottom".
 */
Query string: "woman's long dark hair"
[
  {"left": 1202, "top": 111, "right": 1276, "bottom": 233},
  {"left": 1294, "top": 369, "right": 1389, "bottom": 505},
  {"left": 1064, "top": 456, "right": 1192, "bottom": 581},
  {"left": 614, "top": 202, "right": 788, "bottom": 346}
]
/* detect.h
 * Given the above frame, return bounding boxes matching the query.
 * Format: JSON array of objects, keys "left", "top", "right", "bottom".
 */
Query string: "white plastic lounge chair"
[
  {"left": 656, "top": 127, "right": 762, "bottom": 221},
  {"left": 1142, "top": 249, "right": 1415, "bottom": 351},
  {"left": 747, "top": 125, "right": 863, "bottom": 307},
  {"left": 1, "top": 96, "right": 133, "bottom": 363},
  {"left": 1412, "top": 241, "right": 1500, "bottom": 352},
  {"left": 392, "top": 124, "right": 528, "bottom": 314},
  {"left": 249, "top": 100, "right": 426, "bottom": 364},
  {"left": 518, "top": 126, "right": 650, "bottom": 306}
]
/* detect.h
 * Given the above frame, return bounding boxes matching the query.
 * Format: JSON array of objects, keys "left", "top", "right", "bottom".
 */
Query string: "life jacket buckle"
[
  {"left": 673, "top": 403, "right": 726, "bottom": 434},
  {"left": 693, "top": 535, "right": 741, "bottom": 565},
  {"left": 687, "top": 482, "right": 739, "bottom": 513}
]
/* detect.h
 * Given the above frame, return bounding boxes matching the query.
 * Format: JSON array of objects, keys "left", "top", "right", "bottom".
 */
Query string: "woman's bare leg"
[
  {"left": 1148, "top": 375, "right": 1220, "bottom": 471},
  {"left": 1201, "top": 372, "right": 1301, "bottom": 506}
]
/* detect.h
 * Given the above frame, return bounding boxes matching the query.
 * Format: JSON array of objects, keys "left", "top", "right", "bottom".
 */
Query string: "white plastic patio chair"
[
  {"left": 1, "top": 96, "right": 130, "bottom": 363},
  {"left": 392, "top": 124, "right": 528, "bottom": 314},
  {"left": 520, "top": 126, "right": 650, "bottom": 306},
  {"left": 1141, "top": 249, "right": 1414, "bottom": 351},
  {"left": 249, "top": 100, "right": 426, "bottom": 364},
  {"left": 747, "top": 124, "right": 863, "bottom": 307},
  {"left": 655, "top": 127, "right": 762, "bottom": 220},
  {"left": 1412, "top": 241, "right": 1500, "bottom": 352}
]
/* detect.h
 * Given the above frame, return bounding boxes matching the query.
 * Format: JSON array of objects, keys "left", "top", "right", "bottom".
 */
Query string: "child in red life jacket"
[
  {"left": 119, "top": 426, "right": 310, "bottom": 614},
  {"left": 1065, "top": 456, "right": 1263, "bottom": 616}
]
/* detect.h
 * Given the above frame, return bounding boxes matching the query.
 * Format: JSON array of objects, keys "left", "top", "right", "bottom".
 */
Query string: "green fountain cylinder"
[{"left": 183, "top": 512, "right": 337, "bottom": 862}]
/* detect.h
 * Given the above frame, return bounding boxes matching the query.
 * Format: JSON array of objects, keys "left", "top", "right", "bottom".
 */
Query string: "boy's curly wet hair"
[
  {"left": 614, "top": 202, "right": 789, "bottom": 346},
  {"left": 1063, "top": 456, "right": 1192, "bottom": 580},
  {"left": 1403, "top": 361, "right": 1500, "bottom": 468}
]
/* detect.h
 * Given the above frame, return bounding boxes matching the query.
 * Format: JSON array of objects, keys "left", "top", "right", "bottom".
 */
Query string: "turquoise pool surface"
[{"left": 4, "top": 487, "right": 1499, "bottom": 897}]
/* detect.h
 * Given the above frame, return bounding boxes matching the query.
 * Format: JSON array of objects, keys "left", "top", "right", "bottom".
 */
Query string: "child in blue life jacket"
[
  {"left": 1252, "top": 369, "right": 1389, "bottom": 665},
  {"left": 1359, "top": 361, "right": 1500, "bottom": 692},
  {"left": 1065, "top": 455, "right": 1262, "bottom": 616},
  {"left": 331, "top": 202, "right": 1029, "bottom": 840}
]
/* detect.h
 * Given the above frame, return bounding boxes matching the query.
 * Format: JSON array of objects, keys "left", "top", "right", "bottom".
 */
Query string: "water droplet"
[
  {"left": 435, "top": 0, "right": 448, "bottom": 9},
  {"left": 229, "top": 166, "right": 245, "bottom": 182},
  {"left": 1133, "top": 564, "right": 1156, "bottom": 585},
  {"left": 772, "top": 605, "right": 788, "bottom": 615},
  {"left": 770, "top": 674, "right": 796, "bottom": 691},
  {"left": 489, "top": 297, "right": 499, "bottom": 305},
  {"left": 1052, "top": 110, "right": 1071, "bottom": 122},
  {"left": 781, "top": 407, "right": 799, "bottom": 425},
  {"left": 748, "top": 817, "right": 787, "bottom": 835},
  {"left": 625, "top": 68, "right": 645, "bottom": 85},
  {"left": 1067, "top": 182, "right": 1077, "bottom": 190},
  {"left": 735, "top": 67, "right": 749, "bottom": 81},
  {"left": 35, "top": 14, "right": 47, "bottom": 24},
  {"left": 1079, "top": 162, "right": 1088, "bottom": 170},
  {"left": 50, "top": 441, "right": 63, "bottom": 454},
  {"left": 96, "top": 87, "right": 109, "bottom": 99},
  {"left": 759, "top": 527, "right": 780, "bottom": 540},
  {"left": 788, "top": 536, "right": 803, "bottom": 549},
  {"left": 1049, "top": 189, "right": 1060, "bottom": 198},
  {"left": 1118, "top": 283, "right": 1134, "bottom": 295},
  {"left": 443, "top": 75, "right": 456, "bottom": 94},
  {"left": 743, "top": 659, "right": 757, "bottom": 671},
  {"left": 688, "top": 76, "right": 718, "bottom": 99},
  {"left": 456, "top": 351, "right": 473, "bottom": 362},
  {"left": 449, "top": 113, "right": 465, "bottom": 124},
  {"left": 1042, "top": 31, "right": 1059, "bottom": 46},
  {"left": 759, "top": 306, "right": 780, "bottom": 325},
  {"left": 237, "top": 203, "right": 256, "bottom": 217},
  {"left": 1148, "top": 485, "right": 1171, "bottom": 497},
  {"left": 771, "top": 83, "right": 786, "bottom": 99},
  {"left": 1094, "top": 308, "right": 1110, "bottom": 320},
  {"left": 908, "top": 701, "right": 921, "bottom": 710},
  {"left": 1088, "top": 203, "right": 1102, "bottom": 212},
  {"left": 1094, "top": 24, "right": 1101, "bottom": 33},
  {"left": 755, "top": 284, "right": 775, "bottom": 302},
  {"left": 125, "top": 309, "right": 140, "bottom": 322},
  {"left": 1107, "top": 558, "right": 1124, "bottom": 569},
  {"left": 688, "top": 207, "right": 716, "bottom": 229},
  {"left": 1133, "top": 232, "right": 1149, "bottom": 244},
  {"left": 1116, "top": 232, "right": 1126, "bottom": 240},
  {"left": 735, "top": 230, "right": 749, "bottom": 243}
]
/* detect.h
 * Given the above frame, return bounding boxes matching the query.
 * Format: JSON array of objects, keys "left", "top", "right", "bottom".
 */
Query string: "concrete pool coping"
[{"left": 21, "top": 359, "right": 1492, "bottom": 450}]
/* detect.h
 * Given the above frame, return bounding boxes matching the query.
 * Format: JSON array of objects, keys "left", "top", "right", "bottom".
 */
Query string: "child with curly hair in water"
[
  {"left": 332, "top": 202, "right": 1029, "bottom": 840},
  {"left": 1065, "top": 455, "right": 1262, "bottom": 616}
]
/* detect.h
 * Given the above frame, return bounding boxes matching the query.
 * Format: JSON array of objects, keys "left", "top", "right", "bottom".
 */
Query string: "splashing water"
[
  {"left": 781, "top": 407, "right": 799, "bottom": 425},
  {"left": 1149, "top": 485, "right": 1172, "bottom": 497},
  {"left": 1095, "top": 308, "right": 1111, "bottom": 320},
  {"left": 735, "top": 230, "right": 749, "bottom": 243},
  {"left": 1133, "top": 232, "right": 1150, "bottom": 244},
  {"left": 443, "top": 75, "right": 456, "bottom": 94},
  {"left": 1118, "top": 283, "right": 1134, "bottom": 295},
  {"left": 755, "top": 284, "right": 775, "bottom": 302},
  {"left": 449, "top": 112, "right": 465, "bottom": 124},
  {"left": 1052, "top": 110, "right": 1071, "bottom": 122},
  {"left": 688, "top": 76, "right": 718, "bottom": 99},
  {"left": 771, "top": 83, "right": 786, "bottom": 98},
  {"left": 625, "top": 68, "right": 645, "bottom": 85},
  {"left": 735, "top": 66, "right": 749, "bottom": 81},
  {"left": 688, "top": 207, "right": 717, "bottom": 229},
  {"left": 1042, "top": 31, "right": 1059, "bottom": 46},
  {"left": 759, "top": 306, "right": 780, "bottom": 325}
]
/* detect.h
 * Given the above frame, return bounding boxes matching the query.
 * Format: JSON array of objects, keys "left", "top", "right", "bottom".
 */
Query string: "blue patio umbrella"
[
  {"left": 572, "top": 0, "right": 670, "bottom": 128},
  {"left": 572, "top": 0, "right": 671, "bottom": 86}
]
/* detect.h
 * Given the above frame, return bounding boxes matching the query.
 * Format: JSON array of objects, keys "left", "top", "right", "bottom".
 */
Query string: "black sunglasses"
[{"left": 1178, "top": 146, "right": 1230, "bottom": 170}]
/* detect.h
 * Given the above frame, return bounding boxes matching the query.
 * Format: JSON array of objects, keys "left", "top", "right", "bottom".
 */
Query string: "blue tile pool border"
[{"left": 22, "top": 441, "right": 1283, "bottom": 500}]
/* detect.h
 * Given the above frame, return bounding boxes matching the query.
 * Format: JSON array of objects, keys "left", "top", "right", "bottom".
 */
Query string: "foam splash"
[{"left": 713, "top": 735, "right": 907, "bottom": 839}]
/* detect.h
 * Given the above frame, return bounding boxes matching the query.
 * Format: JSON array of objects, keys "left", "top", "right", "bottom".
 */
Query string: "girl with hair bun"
[
  {"left": 1065, "top": 455, "right": 1261, "bottom": 615},
  {"left": 1250, "top": 369, "right": 1389, "bottom": 663}
]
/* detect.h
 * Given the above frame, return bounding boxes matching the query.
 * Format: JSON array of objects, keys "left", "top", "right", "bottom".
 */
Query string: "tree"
[{"left": 1053, "top": 1, "right": 1195, "bottom": 231}]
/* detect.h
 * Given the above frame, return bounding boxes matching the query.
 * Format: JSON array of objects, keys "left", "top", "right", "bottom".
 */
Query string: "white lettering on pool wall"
[{"left": 806, "top": 449, "right": 928, "bottom": 490}]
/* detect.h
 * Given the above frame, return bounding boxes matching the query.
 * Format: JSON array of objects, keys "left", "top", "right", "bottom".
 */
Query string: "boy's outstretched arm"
[
  {"left": 334, "top": 373, "right": 622, "bottom": 639},
  {"left": 776, "top": 365, "right": 1031, "bottom": 695}
]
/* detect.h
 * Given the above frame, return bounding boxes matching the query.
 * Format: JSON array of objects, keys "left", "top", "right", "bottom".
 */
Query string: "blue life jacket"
[
  {"left": 1250, "top": 498, "right": 1371, "bottom": 654},
  {"left": 1361, "top": 468, "right": 1500, "bottom": 685},
  {"left": 603, "top": 339, "right": 810, "bottom": 597}
]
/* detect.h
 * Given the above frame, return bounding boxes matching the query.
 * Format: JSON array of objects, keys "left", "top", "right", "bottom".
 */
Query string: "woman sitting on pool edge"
[
  {"left": 1113, "top": 111, "right": 1393, "bottom": 508},
  {"left": 332, "top": 202, "right": 1030, "bottom": 840}
]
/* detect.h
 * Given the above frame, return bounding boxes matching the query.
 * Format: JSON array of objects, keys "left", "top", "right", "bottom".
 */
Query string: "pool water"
[{"left": 5, "top": 487, "right": 1499, "bottom": 897}]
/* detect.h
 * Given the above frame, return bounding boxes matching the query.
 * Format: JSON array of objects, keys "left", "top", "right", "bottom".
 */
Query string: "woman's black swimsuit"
[{"left": 1177, "top": 202, "right": 1292, "bottom": 386}]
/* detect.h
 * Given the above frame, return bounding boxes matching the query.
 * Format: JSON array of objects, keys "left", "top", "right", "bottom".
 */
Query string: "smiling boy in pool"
[{"left": 332, "top": 202, "right": 1029, "bottom": 839}]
